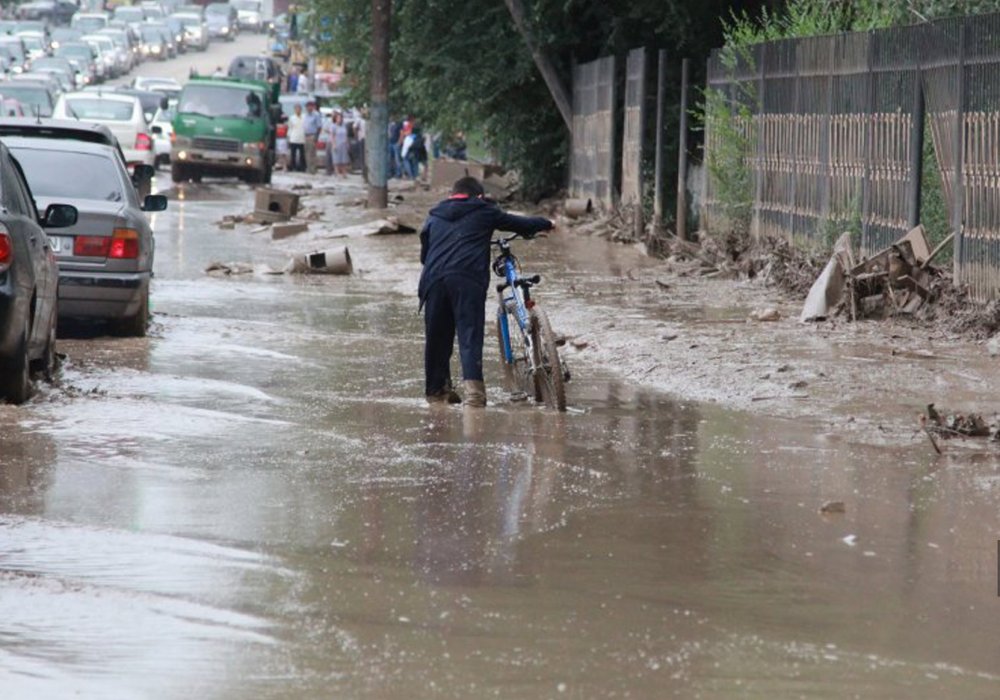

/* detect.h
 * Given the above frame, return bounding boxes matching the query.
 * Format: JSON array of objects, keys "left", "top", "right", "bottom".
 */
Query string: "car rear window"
[
  {"left": 115, "top": 7, "right": 144, "bottom": 22},
  {"left": 65, "top": 98, "right": 134, "bottom": 121},
  {"left": 1, "top": 87, "right": 51, "bottom": 115},
  {"left": 12, "top": 147, "right": 123, "bottom": 202}
]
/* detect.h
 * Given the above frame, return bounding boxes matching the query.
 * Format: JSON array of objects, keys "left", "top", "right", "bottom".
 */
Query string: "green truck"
[{"left": 169, "top": 76, "right": 280, "bottom": 184}]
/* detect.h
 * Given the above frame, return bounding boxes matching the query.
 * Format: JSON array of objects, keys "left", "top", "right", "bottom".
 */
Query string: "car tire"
[
  {"left": 171, "top": 162, "right": 187, "bottom": 183},
  {"left": 29, "top": 307, "right": 58, "bottom": 382},
  {"left": 113, "top": 291, "right": 149, "bottom": 338},
  {"left": 0, "top": 326, "right": 33, "bottom": 405}
]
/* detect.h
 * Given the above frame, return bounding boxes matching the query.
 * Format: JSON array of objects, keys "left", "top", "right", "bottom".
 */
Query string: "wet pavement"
[{"left": 2, "top": 174, "right": 1000, "bottom": 698}]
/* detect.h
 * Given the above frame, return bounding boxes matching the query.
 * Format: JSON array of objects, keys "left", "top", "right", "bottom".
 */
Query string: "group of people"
[
  {"left": 388, "top": 116, "right": 469, "bottom": 181},
  {"left": 284, "top": 101, "right": 364, "bottom": 177}
]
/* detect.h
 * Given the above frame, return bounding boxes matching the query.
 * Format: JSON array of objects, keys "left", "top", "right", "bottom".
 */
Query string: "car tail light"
[
  {"left": 135, "top": 133, "right": 152, "bottom": 150},
  {"left": 276, "top": 124, "right": 287, "bottom": 138},
  {"left": 257, "top": 141, "right": 266, "bottom": 151},
  {"left": 74, "top": 235, "right": 111, "bottom": 257},
  {"left": 0, "top": 229, "right": 12, "bottom": 273},
  {"left": 109, "top": 228, "right": 139, "bottom": 259}
]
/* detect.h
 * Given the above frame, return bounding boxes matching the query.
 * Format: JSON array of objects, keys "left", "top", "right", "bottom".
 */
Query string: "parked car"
[
  {"left": 228, "top": 54, "right": 281, "bottom": 86},
  {"left": 205, "top": 3, "right": 237, "bottom": 41},
  {"left": 49, "top": 27, "right": 83, "bottom": 50},
  {"left": 54, "top": 41, "right": 99, "bottom": 85},
  {"left": 4, "top": 128, "right": 166, "bottom": 337},
  {"left": 150, "top": 103, "right": 174, "bottom": 166},
  {"left": 81, "top": 33, "right": 120, "bottom": 79},
  {"left": 171, "top": 12, "right": 208, "bottom": 51},
  {"left": 2, "top": 98, "right": 24, "bottom": 117},
  {"left": 144, "top": 22, "right": 177, "bottom": 58},
  {"left": 0, "top": 37, "right": 30, "bottom": 74},
  {"left": 113, "top": 5, "right": 146, "bottom": 28},
  {"left": 232, "top": 0, "right": 263, "bottom": 32},
  {"left": 52, "top": 92, "right": 155, "bottom": 168},
  {"left": 16, "top": 31, "right": 50, "bottom": 61},
  {"left": 16, "top": 0, "right": 78, "bottom": 27},
  {"left": 0, "top": 140, "right": 77, "bottom": 402},
  {"left": 28, "top": 56, "right": 78, "bottom": 92},
  {"left": 11, "top": 72, "right": 63, "bottom": 98},
  {"left": 164, "top": 15, "right": 188, "bottom": 52},
  {"left": 113, "top": 87, "right": 166, "bottom": 122},
  {"left": 0, "top": 82, "right": 56, "bottom": 117},
  {"left": 96, "top": 28, "right": 136, "bottom": 73},
  {"left": 15, "top": 20, "right": 49, "bottom": 36},
  {"left": 70, "top": 13, "right": 109, "bottom": 34},
  {"left": 139, "top": 24, "right": 168, "bottom": 61}
]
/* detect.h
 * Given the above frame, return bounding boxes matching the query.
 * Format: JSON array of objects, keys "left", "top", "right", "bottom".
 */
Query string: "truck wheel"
[
  {"left": 263, "top": 164, "right": 272, "bottom": 185},
  {"left": 171, "top": 163, "right": 187, "bottom": 183}
]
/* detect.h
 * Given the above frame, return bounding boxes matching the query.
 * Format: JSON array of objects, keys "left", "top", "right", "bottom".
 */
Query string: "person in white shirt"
[
  {"left": 287, "top": 104, "right": 306, "bottom": 172},
  {"left": 296, "top": 73, "right": 310, "bottom": 94}
]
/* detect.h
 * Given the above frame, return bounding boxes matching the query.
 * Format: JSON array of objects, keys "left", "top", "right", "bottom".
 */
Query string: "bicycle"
[{"left": 493, "top": 233, "right": 569, "bottom": 411}]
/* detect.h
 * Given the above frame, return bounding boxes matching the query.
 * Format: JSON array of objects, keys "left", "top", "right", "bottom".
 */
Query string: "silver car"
[{"left": 2, "top": 124, "right": 167, "bottom": 336}]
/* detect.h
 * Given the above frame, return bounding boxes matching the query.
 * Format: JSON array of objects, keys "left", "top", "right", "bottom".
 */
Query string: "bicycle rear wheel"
[
  {"left": 529, "top": 307, "right": 566, "bottom": 411},
  {"left": 496, "top": 310, "right": 535, "bottom": 398}
]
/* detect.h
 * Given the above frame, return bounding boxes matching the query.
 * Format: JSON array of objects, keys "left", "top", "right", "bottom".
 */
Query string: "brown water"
[{"left": 1, "top": 176, "right": 998, "bottom": 699}]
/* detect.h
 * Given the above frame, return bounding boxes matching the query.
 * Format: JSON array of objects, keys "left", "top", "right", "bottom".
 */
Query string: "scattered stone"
[
  {"left": 205, "top": 261, "right": 254, "bottom": 276},
  {"left": 571, "top": 340, "right": 589, "bottom": 350},
  {"left": 661, "top": 333, "right": 679, "bottom": 342},
  {"left": 988, "top": 334, "right": 1000, "bottom": 357},
  {"left": 272, "top": 222, "right": 310, "bottom": 240},
  {"left": 788, "top": 380, "right": 808, "bottom": 389},
  {"left": 218, "top": 220, "right": 235, "bottom": 230},
  {"left": 820, "top": 501, "right": 846, "bottom": 514},
  {"left": 655, "top": 279, "right": 671, "bottom": 290},
  {"left": 750, "top": 307, "right": 781, "bottom": 322}
]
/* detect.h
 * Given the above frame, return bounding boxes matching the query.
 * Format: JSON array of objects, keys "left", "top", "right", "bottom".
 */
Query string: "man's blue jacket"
[{"left": 418, "top": 195, "right": 552, "bottom": 305}]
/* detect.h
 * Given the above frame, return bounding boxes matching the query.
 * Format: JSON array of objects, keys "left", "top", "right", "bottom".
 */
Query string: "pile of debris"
[
  {"left": 800, "top": 226, "right": 951, "bottom": 322},
  {"left": 921, "top": 403, "right": 1000, "bottom": 454}
]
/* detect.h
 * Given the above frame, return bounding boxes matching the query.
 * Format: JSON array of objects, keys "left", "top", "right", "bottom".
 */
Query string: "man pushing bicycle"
[{"left": 419, "top": 177, "right": 554, "bottom": 407}]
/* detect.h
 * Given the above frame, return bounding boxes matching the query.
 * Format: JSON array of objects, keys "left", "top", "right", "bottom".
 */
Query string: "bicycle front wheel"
[
  {"left": 529, "top": 307, "right": 566, "bottom": 411},
  {"left": 496, "top": 310, "right": 535, "bottom": 398}
]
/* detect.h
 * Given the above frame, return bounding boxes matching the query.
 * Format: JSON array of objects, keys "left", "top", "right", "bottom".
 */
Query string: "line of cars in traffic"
[{"left": 0, "top": 2, "right": 269, "bottom": 402}]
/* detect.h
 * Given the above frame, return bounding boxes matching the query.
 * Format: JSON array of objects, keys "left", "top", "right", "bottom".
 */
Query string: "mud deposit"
[{"left": 1, "top": 172, "right": 999, "bottom": 699}]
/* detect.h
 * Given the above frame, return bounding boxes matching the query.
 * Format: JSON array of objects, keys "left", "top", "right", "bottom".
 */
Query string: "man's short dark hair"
[{"left": 452, "top": 177, "right": 484, "bottom": 197}]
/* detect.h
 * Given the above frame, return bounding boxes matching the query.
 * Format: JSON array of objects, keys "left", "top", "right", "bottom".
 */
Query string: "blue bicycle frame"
[{"left": 494, "top": 235, "right": 538, "bottom": 375}]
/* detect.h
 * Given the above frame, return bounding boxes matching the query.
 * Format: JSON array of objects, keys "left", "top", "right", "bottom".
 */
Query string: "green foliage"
[
  {"left": 306, "top": 0, "right": 771, "bottom": 198},
  {"left": 704, "top": 87, "right": 754, "bottom": 234}
]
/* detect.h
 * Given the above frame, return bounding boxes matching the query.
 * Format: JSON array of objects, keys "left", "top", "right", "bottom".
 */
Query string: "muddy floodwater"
[{"left": 2, "top": 177, "right": 999, "bottom": 699}]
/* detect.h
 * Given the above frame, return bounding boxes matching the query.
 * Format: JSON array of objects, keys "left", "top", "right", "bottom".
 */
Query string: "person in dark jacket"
[{"left": 420, "top": 177, "right": 553, "bottom": 406}]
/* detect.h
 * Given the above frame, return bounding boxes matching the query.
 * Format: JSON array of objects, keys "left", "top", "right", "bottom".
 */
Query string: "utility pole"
[
  {"left": 502, "top": 0, "right": 572, "bottom": 130},
  {"left": 367, "top": 0, "right": 390, "bottom": 209}
]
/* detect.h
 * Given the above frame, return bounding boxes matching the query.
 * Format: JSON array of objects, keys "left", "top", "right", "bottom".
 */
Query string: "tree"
[{"left": 308, "top": 0, "right": 773, "bottom": 198}]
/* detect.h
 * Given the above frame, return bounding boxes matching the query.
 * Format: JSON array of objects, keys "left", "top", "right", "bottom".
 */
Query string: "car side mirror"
[
  {"left": 42, "top": 203, "right": 77, "bottom": 228},
  {"left": 142, "top": 194, "right": 168, "bottom": 212},
  {"left": 151, "top": 125, "right": 162, "bottom": 135},
  {"left": 132, "top": 164, "right": 154, "bottom": 182}
]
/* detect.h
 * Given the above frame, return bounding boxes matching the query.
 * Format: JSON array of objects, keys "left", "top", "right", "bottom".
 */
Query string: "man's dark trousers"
[{"left": 424, "top": 276, "right": 486, "bottom": 395}]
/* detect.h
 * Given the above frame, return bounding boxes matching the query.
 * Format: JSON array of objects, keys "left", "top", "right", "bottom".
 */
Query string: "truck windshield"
[{"left": 178, "top": 84, "right": 259, "bottom": 118}]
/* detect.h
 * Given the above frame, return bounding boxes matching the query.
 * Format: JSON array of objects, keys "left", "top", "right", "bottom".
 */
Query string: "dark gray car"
[{"left": 4, "top": 134, "right": 167, "bottom": 336}]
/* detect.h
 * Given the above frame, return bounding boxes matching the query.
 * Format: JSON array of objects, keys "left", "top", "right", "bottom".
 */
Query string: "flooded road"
[{"left": 2, "top": 177, "right": 999, "bottom": 699}]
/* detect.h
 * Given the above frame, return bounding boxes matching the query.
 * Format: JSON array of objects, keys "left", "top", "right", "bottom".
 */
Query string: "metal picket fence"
[{"left": 705, "top": 11, "right": 1000, "bottom": 302}]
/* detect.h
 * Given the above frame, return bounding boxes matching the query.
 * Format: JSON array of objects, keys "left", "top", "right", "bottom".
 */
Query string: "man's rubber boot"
[
  {"left": 463, "top": 380, "right": 487, "bottom": 407},
  {"left": 426, "top": 381, "right": 462, "bottom": 405}
]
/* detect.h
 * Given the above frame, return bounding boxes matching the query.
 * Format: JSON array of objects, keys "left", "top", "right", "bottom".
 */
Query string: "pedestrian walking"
[
  {"left": 286, "top": 65, "right": 299, "bottom": 93},
  {"left": 296, "top": 71, "right": 310, "bottom": 94},
  {"left": 355, "top": 110, "right": 367, "bottom": 179},
  {"left": 330, "top": 111, "right": 350, "bottom": 178},
  {"left": 303, "top": 100, "right": 322, "bottom": 174},
  {"left": 287, "top": 103, "right": 306, "bottom": 172},
  {"left": 419, "top": 177, "right": 554, "bottom": 407},
  {"left": 388, "top": 116, "right": 402, "bottom": 178}
]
